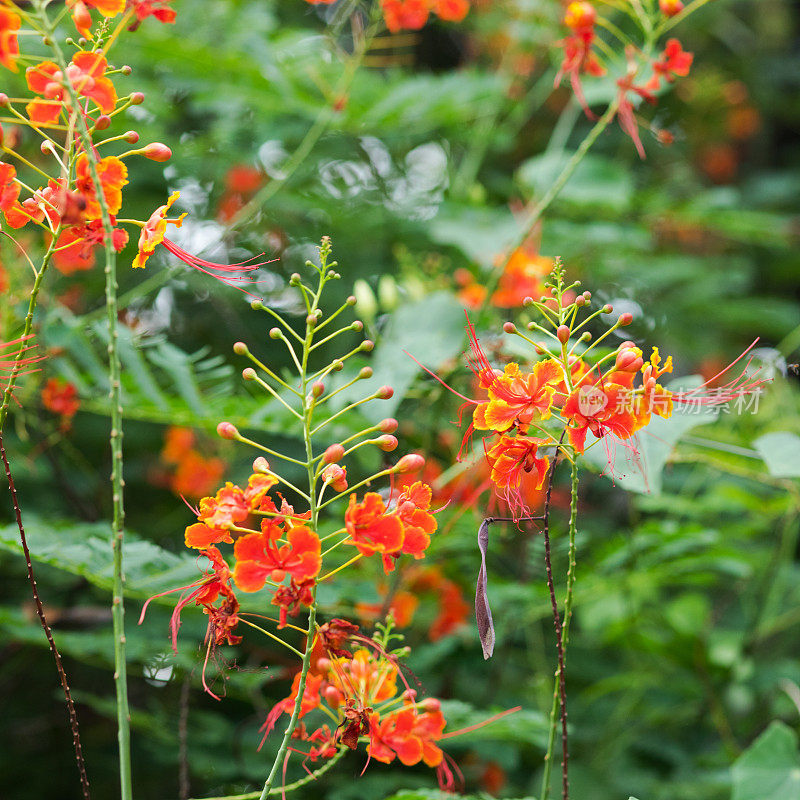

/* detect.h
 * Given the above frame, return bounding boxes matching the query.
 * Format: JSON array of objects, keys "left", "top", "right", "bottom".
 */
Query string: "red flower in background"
[
  {"left": 41, "top": 378, "right": 80, "bottom": 419},
  {"left": 0, "top": 6, "right": 20, "bottom": 71}
]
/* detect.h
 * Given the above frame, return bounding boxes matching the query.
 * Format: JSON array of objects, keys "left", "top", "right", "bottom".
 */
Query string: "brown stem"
[
  {"left": 179, "top": 674, "right": 191, "bottom": 800},
  {"left": 0, "top": 431, "right": 90, "bottom": 799},
  {"left": 541, "top": 441, "right": 569, "bottom": 800}
]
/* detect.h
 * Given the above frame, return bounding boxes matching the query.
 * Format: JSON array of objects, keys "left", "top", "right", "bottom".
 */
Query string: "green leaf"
[
  {"left": 0, "top": 516, "right": 199, "bottom": 599},
  {"left": 517, "top": 153, "right": 634, "bottom": 213},
  {"left": 351, "top": 293, "right": 466, "bottom": 423},
  {"left": 731, "top": 722, "right": 800, "bottom": 800},
  {"left": 753, "top": 432, "right": 800, "bottom": 478},
  {"left": 439, "top": 699, "right": 549, "bottom": 749}
]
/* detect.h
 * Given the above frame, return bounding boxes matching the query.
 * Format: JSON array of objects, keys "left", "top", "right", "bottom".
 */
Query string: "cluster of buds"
[
  {"left": 304, "top": 0, "right": 470, "bottom": 33},
  {"left": 0, "top": 1, "right": 265, "bottom": 283},
  {"left": 443, "top": 260, "right": 768, "bottom": 518},
  {"left": 556, "top": 0, "right": 694, "bottom": 156}
]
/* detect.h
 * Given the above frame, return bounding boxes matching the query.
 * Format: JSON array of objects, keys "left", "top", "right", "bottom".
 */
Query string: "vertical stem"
[
  {"left": 32, "top": 4, "right": 132, "bottom": 797},
  {"left": 0, "top": 431, "right": 91, "bottom": 799},
  {"left": 0, "top": 243, "right": 57, "bottom": 429},
  {"left": 538, "top": 438, "right": 570, "bottom": 800},
  {"left": 541, "top": 458, "right": 579, "bottom": 800},
  {"left": 257, "top": 259, "right": 330, "bottom": 800},
  {"left": 477, "top": 98, "right": 620, "bottom": 318}
]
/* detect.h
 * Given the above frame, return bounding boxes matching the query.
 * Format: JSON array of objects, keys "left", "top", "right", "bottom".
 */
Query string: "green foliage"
[{"left": 731, "top": 723, "right": 800, "bottom": 800}]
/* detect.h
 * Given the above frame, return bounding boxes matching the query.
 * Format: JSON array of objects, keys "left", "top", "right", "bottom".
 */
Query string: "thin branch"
[{"left": 0, "top": 431, "right": 91, "bottom": 799}]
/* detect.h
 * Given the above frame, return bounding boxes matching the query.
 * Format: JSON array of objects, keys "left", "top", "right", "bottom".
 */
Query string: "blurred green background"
[{"left": 1, "top": 1, "right": 799, "bottom": 798}]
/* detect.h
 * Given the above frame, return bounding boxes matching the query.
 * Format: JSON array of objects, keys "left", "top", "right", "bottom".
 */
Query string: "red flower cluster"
[
  {"left": 345, "top": 480, "right": 437, "bottom": 573},
  {"left": 158, "top": 426, "right": 226, "bottom": 500},
  {"left": 41, "top": 377, "right": 80, "bottom": 421},
  {"left": 555, "top": 2, "right": 694, "bottom": 157},
  {"left": 263, "top": 643, "right": 450, "bottom": 784},
  {"left": 304, "top": 0, "right": 469, "bottom": 33}
]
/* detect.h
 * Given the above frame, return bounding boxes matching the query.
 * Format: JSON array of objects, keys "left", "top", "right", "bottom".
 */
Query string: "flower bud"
[
  {"left": 575, "top": 296, "right": 585, "bottom": 308},
  {"left": 360, "top": 339, "right": 374, "bottom": 352},
  {"left": 615, "top": 346, "right": 643, "bottom": 372},
  {"left": 242, "top": 367, "right": 257, "bottom": 380},
  {"left": 395, "top": 453, "right": 424, "bottom": 474},
  {"left": 324, "top": 686, "right": 343, "bottom": 709},
  {"left": 564, "top": 1, "right": 596, "bottom": 31},
  {"left": 316, "top": 657, "right": 331, "bottom": 672},
  {"left": 143, "top": 142, "right": 172, "bottom": 162},
  {"left": 351, "top": 320, "right": 364, "bottom": 332},
  {"left": 618, "top": 312, "right": 633, "bottom": 326},
  {"left": 0, "top": 94, "right": 8, "bottom": 109},
  {"left": 358, "top": 367, "right": 373, "bottom": 380},
  {"left": 420, "top": 697, "right": 441, "bottom": 712},
  {"left": 321, "top": 464, "right": 348, "bottom": 492},
  {"left": 331, "top": 359, "right": 343, "bottom": 371},
  {"left": 269, "top": 327, "right": 281, "bottom": 339},
  {"left": 503, "top": 322, "right": 516, "bottom": 334},
  {"left": 376, "top": 434, "right": 398, "bottom": 452},
  {"left": 130, "top": 92, "right": 145, "bottom": 105},
  {"left": 582, "top": 291, "right": 591, "bottom": 301},
  {"left": 123, "top": 130, "right": 139, "bottom": 143},
  {"left": 376, "top": 385, "right": 393, "bottom": 400},
  {"left": 311, "top": 381, "right": 325, "bottom": 398},
  {"left": 523, "top": 296, "right": 534, "bottom": 307},
  {"left": 94, "top": 115, "right": 112, "bottom": 131},
  {"left": 233, "top": 341, "right": 248, "bottom": 355},
  {"left": 402, "top": 688, "right": 417, "bottom": 701},
  {"left": 252, "top": 456, "right": 270, "bottom": 473},
  {"left": 556, "top": 325, "right": 570, "bottom": 344},
  {"left": 121, "top": 65, "right": 132, "bottom": 75},
  {"left": 216, "top": 421, "right": 238, "bottom": 440},
  {"left": 378, "top": 418, "right": 398, "bottom": 433},
  {"left": 323, "top": 444, "right": 344, "bottom": 464},
  {"left": 346, "top": 295, "right": 356, "bottom": 306},
  {"left": 659, "top": 0, "right": 684, "bottom": 15},
  {"left": 603, "top": 304, "right": 613, "bottom": 314}
]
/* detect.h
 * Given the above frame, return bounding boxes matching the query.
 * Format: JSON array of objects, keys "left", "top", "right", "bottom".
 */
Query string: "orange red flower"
[
  {"left": 0, "top": 6, "right": 20, "bottom": 71},
  {"left": 25, "top": 52, "right": 118, "bottom": 124},
  {"left": 42, "top": 378, "right": 80, "bottom": 419}
]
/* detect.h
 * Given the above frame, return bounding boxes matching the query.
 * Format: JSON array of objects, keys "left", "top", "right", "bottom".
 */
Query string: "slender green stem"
[
  {"left": 33, "top": 5, "right": 132, "bottom": 797},
  {"left": 541, "top": 460, "right": 579, "bottom": 800},
  {"left": 196, "top": 747, "right": 347, "bottom": 800},
  {"left": 477, "top": 98, "right": 620, "bottom": 318},
  {"left": 256, "top": 252, "right": 332, "bottom": 800},
  {"left": 0, "top": 240, "right": 57, "bottom": 429}
]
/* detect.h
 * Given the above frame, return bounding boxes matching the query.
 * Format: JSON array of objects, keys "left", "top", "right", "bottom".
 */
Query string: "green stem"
[
  {"left": 0, "top": 240, "right": 57, "bottom": 429},
  {"left": 541, "top": 460, "right": 579, "bottom": 800},
  {"left": 256, "top": 253, "right": 332, "bottom": 800},
  {"left": 33, "top": 5, "right": 132, "bottom": 797},
  {"left": 478, "top": 98, "right": 620, "bottom": 318},
  {"left": 196, "top": 747, "right": 347, "bottom": 800}
]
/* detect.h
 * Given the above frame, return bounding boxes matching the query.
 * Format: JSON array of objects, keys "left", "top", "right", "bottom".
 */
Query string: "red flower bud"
[
  {"left": 618, "top": 312, "right": 633, "bottom": 326},
  {"left": 253, "top": 456, "right": 270, "bottom": 473},
  {"left": 130, "top": 92, "right": 145, "bottom": 105},
  {"left": 395, "top": 454, "right": 424, "bottom": 474},
  {"left": 359, "top": 367, "right": 373, "bottom": 379},
  {"left": 216, "top": 421, "right": 239, "bottom": 440},
  {"left": 143, "top": 142, "right": 172, "bottom": 162},
  {"left": 376, "top": 385, "right": 393, "bottom": 400},
  {"left": 123, "top": 130, "right": 139, "bottom": 143},
  {"left": 503, "top": 322, "right": 516, "bottom": 333},
  {"left": 659, "top": 0, "right": 684, "bottom": 16},
  {"left": 312, "top": 381, "right": 325, "bottom": 398},
  {"left": 376, "top": 434, "right": 398, "bottom": 452},
  {"left": 323, "top": 444, "right": 345, "bottom": 464},
  {"left": 557, "top": 325, "right": 570, "bottom": 343},
  {"left": 321, "top": 464, "right": 348, "bottom": 492},
  {"left": 242, "top": 367, "right": 256, "bottom": 380},
  {"left": 95, "top": 115, "right": 112, "bottom": 131},
  {"left": 378, "top": 418, "right": 398, "bottom": 433}
]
